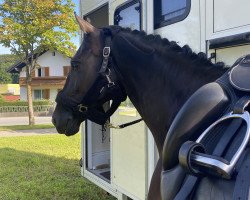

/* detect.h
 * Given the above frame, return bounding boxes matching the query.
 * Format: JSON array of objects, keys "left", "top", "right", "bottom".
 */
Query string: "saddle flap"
[
  {"left": 230, "top": 54, "right": 250, "bottom": 92},
  {"left": 162, "top": 82, "right": 229, "bottom": 170}
]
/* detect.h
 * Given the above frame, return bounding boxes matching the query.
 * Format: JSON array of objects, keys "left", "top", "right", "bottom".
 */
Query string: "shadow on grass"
[{"left": 0, "top": 148, "right": 115, "bottom": 200}]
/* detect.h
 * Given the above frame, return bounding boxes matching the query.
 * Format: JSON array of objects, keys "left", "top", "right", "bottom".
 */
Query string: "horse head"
[{"left": 52, "top": 14, "right": 126, "bottom": 136}]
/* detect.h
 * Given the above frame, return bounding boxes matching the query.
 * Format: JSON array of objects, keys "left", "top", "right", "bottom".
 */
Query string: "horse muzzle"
[{"left": 52, "top": 110, "right": 82, "bottom": 136}]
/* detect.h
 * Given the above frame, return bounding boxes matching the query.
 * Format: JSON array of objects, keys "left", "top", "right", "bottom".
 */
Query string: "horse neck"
[{"left": 111, "top": 33, "right": 224, "bottom": 152}]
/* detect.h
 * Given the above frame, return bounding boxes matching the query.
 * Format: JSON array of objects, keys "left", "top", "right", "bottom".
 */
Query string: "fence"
[{"left": 0, "top": 105, "right": 55, "bottom": 117}]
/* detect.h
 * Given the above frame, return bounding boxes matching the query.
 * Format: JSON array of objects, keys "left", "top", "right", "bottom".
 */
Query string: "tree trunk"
[
  {"left": 26, "top": 70, "right": 35, "bottom": 125},
  {"left": 27, "top": 82, "right": 35, "bottom": 125}
]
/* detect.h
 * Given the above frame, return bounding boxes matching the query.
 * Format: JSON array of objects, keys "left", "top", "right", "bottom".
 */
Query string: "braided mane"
[{"left": 110, "top": 26, "right": 227, "bottom": 74}]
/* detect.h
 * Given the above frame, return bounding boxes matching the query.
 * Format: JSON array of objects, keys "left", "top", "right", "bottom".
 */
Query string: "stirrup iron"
[{"left": 179, "top": 97, "right": 250, "bottom": 179}]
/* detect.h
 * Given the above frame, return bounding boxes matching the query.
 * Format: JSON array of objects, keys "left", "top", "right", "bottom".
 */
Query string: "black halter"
[{"left": 56, "top": 28, "right": 127, "bottom": 125}]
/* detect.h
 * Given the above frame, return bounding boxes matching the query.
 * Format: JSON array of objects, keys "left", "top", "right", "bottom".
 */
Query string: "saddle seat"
[{"left": 161, "top": 55, "right": 250, "bottom": 200}]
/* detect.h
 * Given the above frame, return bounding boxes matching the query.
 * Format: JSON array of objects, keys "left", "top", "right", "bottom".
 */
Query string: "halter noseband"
[{"left": 56, "top": 28, "right": 127, "bottom": 125}]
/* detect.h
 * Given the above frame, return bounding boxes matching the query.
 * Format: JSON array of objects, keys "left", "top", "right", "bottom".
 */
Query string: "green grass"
[
  {"left": 0, "top": 124, "right": 55, "bottom": 131},
  {"left": 0, "top": 134, "right": 115, "bottom": 200}
]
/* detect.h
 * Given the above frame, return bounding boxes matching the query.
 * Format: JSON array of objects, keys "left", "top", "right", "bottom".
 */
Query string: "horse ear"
[{"left": 74, "top": 12, "right": 96, "bottom": 33}]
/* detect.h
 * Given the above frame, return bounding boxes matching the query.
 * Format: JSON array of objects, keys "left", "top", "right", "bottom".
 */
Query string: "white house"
[{"left": 8, "top": 50, "right": 71, "bottom": 101}]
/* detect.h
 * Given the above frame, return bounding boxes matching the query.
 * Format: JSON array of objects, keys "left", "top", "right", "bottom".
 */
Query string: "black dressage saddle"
[{"left": 161, "top": 55, "right": 250, "bottom": 200}]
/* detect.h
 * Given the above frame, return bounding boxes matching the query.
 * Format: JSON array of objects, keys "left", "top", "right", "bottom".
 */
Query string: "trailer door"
[{"left": 111, "top": 1, "right": 148, "bottom": 199}]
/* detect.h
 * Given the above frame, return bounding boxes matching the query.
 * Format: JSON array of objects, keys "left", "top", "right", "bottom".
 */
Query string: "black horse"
[{"left": 52, "top": 15, "right": 247, "bottom": 200}]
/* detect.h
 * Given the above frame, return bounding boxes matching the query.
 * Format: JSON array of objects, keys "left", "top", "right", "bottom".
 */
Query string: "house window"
[
  {"left": 38, "top": 68, "right": 42, "bottom": 77},
  {"left": 154, "top": 0, "right": 191, "bottom": 29},
  {"left": 37, "top": 67, "right": 49, "bottom": 77},
  {"left": 63, "top": 66, "right": 71, "bottom": 76},
  {"left": 114, "top": 0, "right": 141, "bottom": 30},
  {"left": 34, "top": 90, "right": 43, "bottom": 99},
  {"left": 34, "top": 89, "right": 50, "bottom": 100}
]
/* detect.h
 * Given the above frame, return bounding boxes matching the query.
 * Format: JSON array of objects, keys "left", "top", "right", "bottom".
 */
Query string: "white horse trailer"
[{"left": 79, "top": 0, "right": 250, "bottom": 199}]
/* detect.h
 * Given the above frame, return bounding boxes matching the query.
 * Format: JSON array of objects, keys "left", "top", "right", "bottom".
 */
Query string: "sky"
[{"left": 0, "top": 0, "right": 80, "bottom": 54}]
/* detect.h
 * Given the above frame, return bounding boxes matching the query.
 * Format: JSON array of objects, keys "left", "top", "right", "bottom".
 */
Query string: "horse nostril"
[{"left": 52, "top": 117, "right": 56, "bottom": 126}]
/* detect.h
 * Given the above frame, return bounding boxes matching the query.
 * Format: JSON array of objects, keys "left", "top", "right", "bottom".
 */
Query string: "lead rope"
[
  {"left": 105, "top": 118, "right": 143, "bottom": 129},
  {"left": 100, "top": 118, "right": 143, "bottom": 143}
]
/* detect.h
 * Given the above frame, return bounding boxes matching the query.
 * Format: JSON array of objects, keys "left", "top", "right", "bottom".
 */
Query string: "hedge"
[
  {"left": 0, "top": 99, "right": 52, "bottom": 107},
  {"left": 0, "top": 95, "right": 4, "bottom": 102}
]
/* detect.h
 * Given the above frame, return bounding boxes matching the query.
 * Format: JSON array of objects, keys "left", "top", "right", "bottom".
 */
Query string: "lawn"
[
  {"left": 0, "top": 134, "right": 115, "bottom": 200},
  {"left": 0, "top": 124, "right": 55, "bottom": 131}
]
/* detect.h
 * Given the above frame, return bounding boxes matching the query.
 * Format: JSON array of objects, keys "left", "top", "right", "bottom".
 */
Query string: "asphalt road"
[{"left": 0, "top": 116, "right": 52, "bottom": 126}]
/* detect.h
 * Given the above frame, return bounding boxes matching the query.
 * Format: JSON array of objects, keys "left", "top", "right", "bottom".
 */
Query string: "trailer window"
[
  {"left": 84, "top": 4, "right": 109, "bottom": 28},
  {"left": 114, "top": 0, "right": 141, "bottom": 30},
  {"left": 154, "top": 0, "right": 191, "bottom": 29}
]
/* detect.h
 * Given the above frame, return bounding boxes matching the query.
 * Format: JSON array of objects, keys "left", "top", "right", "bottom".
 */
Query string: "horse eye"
[{"left": 71, "top": 61, "right": 80, "bottom": 69}]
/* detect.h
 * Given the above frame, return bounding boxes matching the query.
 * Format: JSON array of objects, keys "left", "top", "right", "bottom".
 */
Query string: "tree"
[
  {"left": 0, "top": 0, "right": 78, "bottom": 125},
  {"left": 0, "top": 54, "right": 19, "bottom": 84},
  {"left": 0, "top": 67, "right": 12, "bottom": 83}
]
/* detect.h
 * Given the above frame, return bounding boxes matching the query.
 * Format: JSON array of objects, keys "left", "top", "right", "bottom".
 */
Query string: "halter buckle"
[
  {"left": 78, "top": 104, "right": 88, "bottom": 112},
  {"left": 103, "top": 47, "right": 110, "bottom": 58}
]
